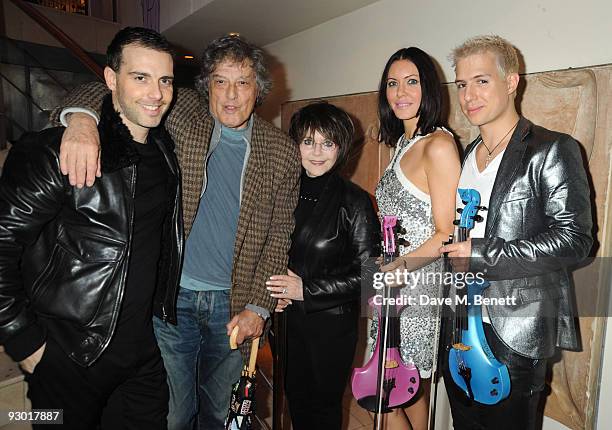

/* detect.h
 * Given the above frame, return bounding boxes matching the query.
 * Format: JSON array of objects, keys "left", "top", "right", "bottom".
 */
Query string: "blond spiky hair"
[{"left": 450, "top": 35, "right": 519, "bottom": 77}]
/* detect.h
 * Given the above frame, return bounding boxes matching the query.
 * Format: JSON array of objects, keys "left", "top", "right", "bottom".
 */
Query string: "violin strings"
[{"left": 453, "top": 227, "right": 469, "bottom": 342}]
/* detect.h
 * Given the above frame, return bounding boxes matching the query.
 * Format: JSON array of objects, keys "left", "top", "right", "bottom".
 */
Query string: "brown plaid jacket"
[{"left": 51, "top": 84, "right": 301, "bottom": 357}]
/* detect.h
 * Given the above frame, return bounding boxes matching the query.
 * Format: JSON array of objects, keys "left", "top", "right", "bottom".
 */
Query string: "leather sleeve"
[
  {"left": 0, "top": 133, "right": 66, "bottom": 361},
  {"left": 470, "top": 135, "right": 593, "bottom": 280},
  {"left": 303, "top": 190, "right": 380, "bottom": 313}
]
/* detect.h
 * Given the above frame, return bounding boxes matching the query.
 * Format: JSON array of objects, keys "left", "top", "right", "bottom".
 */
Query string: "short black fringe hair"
[{"left": 289, "top": 102, "right": 355, "bottom": 172}]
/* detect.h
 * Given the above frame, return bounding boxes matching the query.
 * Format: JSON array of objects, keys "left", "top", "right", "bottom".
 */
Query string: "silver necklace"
[{"left": 481, "top": 120, "right": 519, "bottom": 167}]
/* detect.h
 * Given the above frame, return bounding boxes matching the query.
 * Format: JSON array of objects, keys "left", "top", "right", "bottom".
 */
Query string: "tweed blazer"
[{"left": 51, "top": 84, "right": 301, "bottom": 340}]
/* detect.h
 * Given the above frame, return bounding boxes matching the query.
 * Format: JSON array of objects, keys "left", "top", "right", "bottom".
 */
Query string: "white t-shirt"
[
  {"left": 456, "top": 141, "right": 505, "bottom": 238},
  {"left": 456, "top": 140, "right": 505, "bottom": 323}
]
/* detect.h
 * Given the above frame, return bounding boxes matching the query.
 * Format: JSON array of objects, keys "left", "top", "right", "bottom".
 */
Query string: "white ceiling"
[{"left": 160, "top": 0, "right": 381, "bottom": 55}]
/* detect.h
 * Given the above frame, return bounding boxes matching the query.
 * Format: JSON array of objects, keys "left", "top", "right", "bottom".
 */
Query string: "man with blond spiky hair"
[{"left": 440, "top": 35, "right": 592, "bottom": 429}]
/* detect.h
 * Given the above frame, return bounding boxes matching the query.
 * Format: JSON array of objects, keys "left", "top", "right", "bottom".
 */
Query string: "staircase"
[{"left": 0, "top": 35, "right": 104, "bottom": 147}]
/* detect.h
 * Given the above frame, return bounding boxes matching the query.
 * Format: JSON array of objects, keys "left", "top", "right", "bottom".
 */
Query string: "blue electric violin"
[{"left": 447, "top": 188, "right": 511, "bottom": 405}]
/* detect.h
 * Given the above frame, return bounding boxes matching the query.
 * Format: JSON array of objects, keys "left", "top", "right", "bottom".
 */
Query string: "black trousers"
[
  {"left": 285, "top": 307, "right": 358, "bottom": 430},
  {"left": 441, "top": 322, "right": 547, "bottom": 430},
  {"left": 26, "top": 335, "right": 169, "bottom": 430}
]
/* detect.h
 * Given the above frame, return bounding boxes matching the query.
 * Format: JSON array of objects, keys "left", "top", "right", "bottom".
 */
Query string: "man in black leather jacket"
[
  {"left": 440, "top": 35, "right": 592, "bottom": 429},
  {"left": 0, "top": 28, "right": 183, "bottom": 429}
]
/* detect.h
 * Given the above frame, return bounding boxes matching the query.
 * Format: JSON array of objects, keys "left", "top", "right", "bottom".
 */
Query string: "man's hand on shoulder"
[
  {"left": 19, "top": 343, "right": 46, "bottom": 374},
  {"left": 226, "top": 309, "right": 265, "bottom": 345},
  {"left": 59, "top": 113, "right": 101, "bottom": 188}
]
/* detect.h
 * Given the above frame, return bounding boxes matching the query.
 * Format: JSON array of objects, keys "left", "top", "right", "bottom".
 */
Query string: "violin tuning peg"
[
  {"left": 478, "top": 205, "right": 488, "bottom": 211},
  {"left": 397, "top": 227, "right": 407, "bottom": 235},
  {"left": 456, "top": 208, "right": 463, "bottom": 214},
  {"left": 453, "top": 220, "right": 460, "bottom": 226},
  {"left": 473, "top": 215, "right": 483, "bottom": 222},
  {"left": 397, "top": 238, "right": 409, "bottom": 246}
]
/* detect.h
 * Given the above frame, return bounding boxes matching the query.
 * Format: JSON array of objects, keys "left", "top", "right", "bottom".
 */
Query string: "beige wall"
[
  {"left": 1, "top": 0, "right": 143, "bottom": 55},
  {"left": 263, "top": 1, "right": 612, "bottom": 429},
  {"left": 263, "top": 0, "right": 612, "bottom": 125},
  {"left": 160, "top": 0, "right": 214, "bottom": 34}
]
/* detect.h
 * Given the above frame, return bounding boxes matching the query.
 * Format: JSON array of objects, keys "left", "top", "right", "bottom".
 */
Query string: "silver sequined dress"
[{"left": 373, "top": 130, "right": 447, "bottom": 378}]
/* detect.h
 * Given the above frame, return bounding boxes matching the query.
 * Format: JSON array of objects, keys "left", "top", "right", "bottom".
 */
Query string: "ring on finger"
[{"left": 282, "top": 288, "right": 287, "bottom": 294}]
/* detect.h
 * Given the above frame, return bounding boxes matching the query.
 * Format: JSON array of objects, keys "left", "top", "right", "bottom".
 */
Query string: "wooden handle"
[
  {"left": 248, "top": 336, "right": 260, "bottom": 374},
  {"left": 228, "top": 325, "right": 260, "bottom": 375},
  {"left": 229, "top": 326, "right": 239, "bottom": 350},
  {"left": 229, "top": 325, "right": 260, "bottom": 374}
]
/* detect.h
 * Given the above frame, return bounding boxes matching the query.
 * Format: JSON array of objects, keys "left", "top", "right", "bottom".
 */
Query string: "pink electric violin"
[{"left": 351, "top": 216, "right": 420, "bottom": 429}]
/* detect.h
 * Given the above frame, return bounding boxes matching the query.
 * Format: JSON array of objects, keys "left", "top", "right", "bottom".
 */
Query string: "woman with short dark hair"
[{"left": 267, "top": 102, "right": 380, "bottom": 429}]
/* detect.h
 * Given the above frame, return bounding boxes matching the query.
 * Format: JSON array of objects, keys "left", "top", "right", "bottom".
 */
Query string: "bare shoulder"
[{"left": 422, "top": 130, "right": 459, "bottom": 160}]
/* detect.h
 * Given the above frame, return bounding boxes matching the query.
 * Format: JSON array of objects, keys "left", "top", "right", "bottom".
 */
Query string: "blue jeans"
[{"left": 153, "top": 288, "right": 243, "bottom": 430}]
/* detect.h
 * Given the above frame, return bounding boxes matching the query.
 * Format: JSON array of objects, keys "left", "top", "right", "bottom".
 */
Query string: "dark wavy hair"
[
  {"left": 289, "top": 102, "right": 355, "bottom": 172},
  {"left": 107, "top": 27, "right": 173, "bottom": 72},
  {"left": 378, "top": 47, "right": 443, "bottom": 147},
  {"left": 195, "top": 34, "right": 272, "bottom": 107}
]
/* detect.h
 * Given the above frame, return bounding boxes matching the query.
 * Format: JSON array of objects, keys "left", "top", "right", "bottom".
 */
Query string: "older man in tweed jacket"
[{"left": 52, "top": 35, "right": 300, "bottom": 430}]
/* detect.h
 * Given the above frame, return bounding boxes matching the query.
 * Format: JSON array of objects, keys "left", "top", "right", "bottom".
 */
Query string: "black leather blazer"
[
  {"left": 289, "top": 174, "right": 380, "bottom": 314},
  {"left": 468, "top": 116, "right": 592, "bottom": 358},
  {"left": 0, "top": 97, "right": 184, "bottom": 366}
]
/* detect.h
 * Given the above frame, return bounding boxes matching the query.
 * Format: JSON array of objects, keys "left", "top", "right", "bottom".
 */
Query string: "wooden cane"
[{"left": 229, "top": 325, "right": 260, "bottom": 377}]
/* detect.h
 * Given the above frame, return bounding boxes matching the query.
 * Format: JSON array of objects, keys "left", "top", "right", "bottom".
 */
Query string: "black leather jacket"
[
  {"left": 289, "top": 174, "right": 380, "bottom": 314},
  {"left": 0, "top": 97, "right": 183, "bottom": 366},
  {"left": 468, "top": 117, "right": 592, "bottom": 358}
]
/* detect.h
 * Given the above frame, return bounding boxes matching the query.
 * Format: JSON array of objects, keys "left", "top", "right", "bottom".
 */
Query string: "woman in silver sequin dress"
[{"left": 374, "top": 47, "right": 460, "bottom": 429}]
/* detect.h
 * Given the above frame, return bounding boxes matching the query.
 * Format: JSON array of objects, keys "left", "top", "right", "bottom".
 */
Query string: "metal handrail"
[
  {"left": 1, "top": 36, "right": 69, "bottom": 93},
  {"left": 8, "top": 0, "right": 104, "bottom": 80},
  {"left": 0, "top": 70, "right": 47, "bottom": 113}
]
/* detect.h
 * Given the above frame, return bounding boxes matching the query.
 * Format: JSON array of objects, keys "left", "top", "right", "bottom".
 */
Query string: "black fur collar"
[
  {"left": 98, "top": 95, "right": 140, "bottom": 173},
  {"left": 97, "top": 95, "right": 176, "bottom": 173}
]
